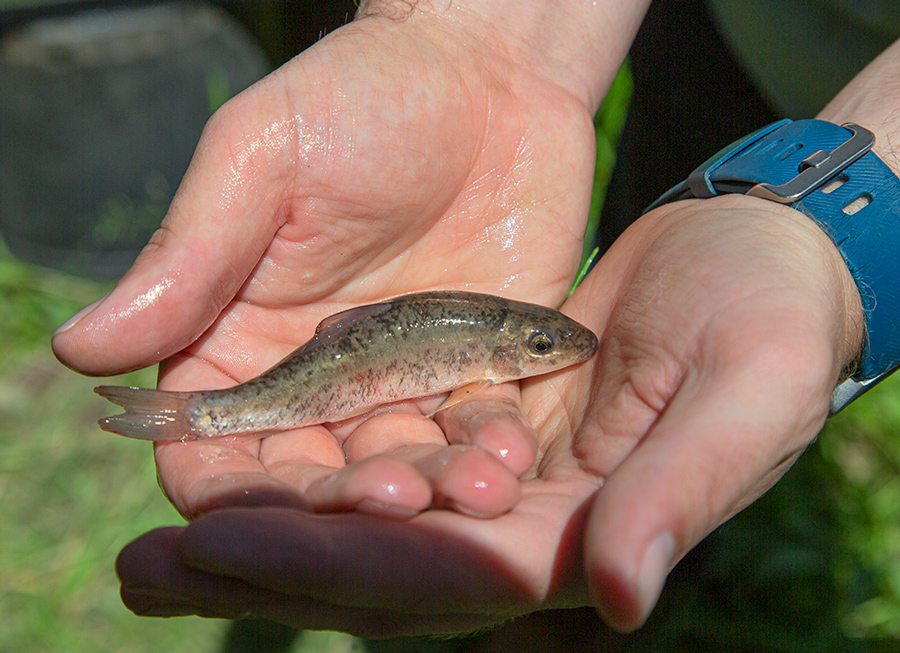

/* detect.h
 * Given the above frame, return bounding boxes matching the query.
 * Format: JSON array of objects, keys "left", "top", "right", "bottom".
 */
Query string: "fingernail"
[
  {"left": 53, "top": 295, "right": 108, "bottom": 335},
  {"left": 635, "top": 532, "right": 676, "bottom": 625}
]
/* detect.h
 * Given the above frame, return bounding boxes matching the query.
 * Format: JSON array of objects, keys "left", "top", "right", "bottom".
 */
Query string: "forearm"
[
  {"left": 768, "top": 38, "right": 900, "bottom": 380},
  {"left": 638, "top": 37, "right": 900, "bottom": 400},
  {"left": 355, "top": 0, "right": 651, "bottom": 110},
  {"left": 817, "top": 38, "right": 900, "bottom": 167}
]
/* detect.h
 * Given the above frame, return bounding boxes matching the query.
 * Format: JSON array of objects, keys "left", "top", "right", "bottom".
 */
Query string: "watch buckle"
[
  {"left": 747, "top": 123, "right": 876, "bottom": 204},
  {"left": 831, "top": 363, "right": 900, "bottom": 415}
]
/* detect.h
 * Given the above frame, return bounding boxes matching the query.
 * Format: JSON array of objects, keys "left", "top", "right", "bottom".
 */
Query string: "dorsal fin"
[
  {"left": 313, "top": 301, "right": 394, "bottom": 339},
  {"left": 274, "top": 300, "right": 397, "bottom": 364}
]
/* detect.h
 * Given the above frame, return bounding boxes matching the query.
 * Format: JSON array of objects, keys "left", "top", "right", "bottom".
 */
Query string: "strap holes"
[
  {"left": 843, "top": 193, "right": 872, "bottom": 215},
  {"left": 776, "top": 143, "right": 803, "bottom": 161},
  {"left": 744, "top": 140, "right": 766, "bottom": 156},
  {"left": 821, "top": 175, "right": 849, "bottom": 194},
  {"left": 758, "top": 138, "right": 784, "bottom": 155}
]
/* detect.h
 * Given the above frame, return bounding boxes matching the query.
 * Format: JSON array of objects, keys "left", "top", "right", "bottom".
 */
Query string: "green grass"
[
  {"left": 0, "top": 253, "right": 221, "bottom": 653},
  {"left": 0, "top": 243, "right": 362, "bottom": 652},
  {"left": 824, "top": 386, "right": 900, "bottom": 639},
  {"left": 571, "top": 61, "right": 632, "bottom": 294}
]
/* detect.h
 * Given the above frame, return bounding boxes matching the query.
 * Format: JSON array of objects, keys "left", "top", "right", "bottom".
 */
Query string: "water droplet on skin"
[
  {"left": 198, "top": 446, "right": 229, "bottom": 465},
  {"left": 115, "top": 272, "right": 179, "bottom": 321}
]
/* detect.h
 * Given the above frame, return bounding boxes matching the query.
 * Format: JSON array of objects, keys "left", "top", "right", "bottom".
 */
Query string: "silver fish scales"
[{"left": 94, "top": 291, "right": 598, "bottom": 441}]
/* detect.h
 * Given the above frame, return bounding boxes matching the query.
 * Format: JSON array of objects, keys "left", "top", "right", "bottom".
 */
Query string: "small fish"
[{"left": 95, "top": 291, "right": 598, "bottom": 441}]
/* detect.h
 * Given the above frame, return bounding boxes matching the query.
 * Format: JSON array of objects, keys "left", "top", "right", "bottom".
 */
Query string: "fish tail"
[{"left": 94, "top": 386, "right": 197, "bottom": 441}]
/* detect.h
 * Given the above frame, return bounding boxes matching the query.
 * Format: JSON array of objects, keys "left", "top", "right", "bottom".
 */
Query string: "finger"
[
  {"left": 175, "top": 508, "right": 532, "bottom": 609},
  {"left": 345, "top": 407, "right": 523, "bottom": 516},
  {"left": 154, "top": 424, "right": 348, "bottom": 518},
  {"left": 436, "top": 384, "right": 539, "bottom": 476},
  {"left": 298, "top": 455, "right": 434, "bottom": 518},
  {"left": 120, "top": 587, "right": 508, "bottom": 639},
  {"left": 398, "top": 444, "right": 522, "bottom": 517},
  {"left": 339, "top": 406, "right": 448, "bottom": 459},
  {"left": 117, "top": 527, "right": 511, "bottom": 638},
  {"left": 117, "top": 509, "right": 539, "bottom": 634},
  {"left": 301, "top": 409, "right": 443, "bottom": 516},
  {"left": 51, "top": 94, "right": 293, "bottom": 376},
  {"left": 582, "top": 348, "right": 829, "bottom": 632},
  {"left": 317, "top": 410, "right": 520, "bottom": 517}
]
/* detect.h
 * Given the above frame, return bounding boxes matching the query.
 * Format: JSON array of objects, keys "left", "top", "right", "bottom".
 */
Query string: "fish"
[{"left": 94, "top": 291, "right": 598, "bottom": 441}]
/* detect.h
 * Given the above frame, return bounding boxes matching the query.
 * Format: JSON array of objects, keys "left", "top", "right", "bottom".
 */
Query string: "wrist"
[
  {"left": 812, "top": 41, "right": 900, "bottom": 404},
  {"left": 735, "top": 197, "right": 867, "bottom": 380},
  {"left": 817, "top": 40, "right": 900, "bottom": 174},
  {"left": 643, "top": 194, "right": 865, "bottom": 381},
  {"left": 355, "top": 0, "right": 649, "bottom": 110},
  {"left": 641, "top": 116, "right": 900, "bottom": 411}
]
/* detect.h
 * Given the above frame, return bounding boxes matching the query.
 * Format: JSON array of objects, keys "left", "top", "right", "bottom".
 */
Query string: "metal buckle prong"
[
  {"left": 800, "top": 149, "right": 831, "bottom": 171},
  {"left": 747, "top": 123, "right": 875, "bottom": 204}
]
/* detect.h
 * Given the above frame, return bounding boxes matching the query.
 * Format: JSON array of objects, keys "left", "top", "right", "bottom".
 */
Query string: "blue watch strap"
[{"left": 644, "top": 119, "right": 900, "bottom": 413}]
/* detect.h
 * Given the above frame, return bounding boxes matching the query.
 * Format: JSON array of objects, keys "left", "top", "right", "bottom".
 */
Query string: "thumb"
[
  {"left": 51, "top": 98, "right": 290, "bottom": 376},
  {"left": 582, "top": 344, "right": 830, "bottom": 631}
]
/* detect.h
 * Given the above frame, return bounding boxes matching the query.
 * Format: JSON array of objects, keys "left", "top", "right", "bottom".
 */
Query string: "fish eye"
[{"left": 528, "top": 331, "right": 554, "bottom": 355}]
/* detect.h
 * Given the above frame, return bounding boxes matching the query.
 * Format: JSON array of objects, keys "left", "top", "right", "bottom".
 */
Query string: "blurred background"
[{"left": 1, "top": 1, "right": 900, "bottom": 652}]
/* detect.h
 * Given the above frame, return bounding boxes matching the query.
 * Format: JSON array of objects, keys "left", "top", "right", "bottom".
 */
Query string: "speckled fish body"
[{"left": 95, "top": 291, "right": 598, "bottom": 441}]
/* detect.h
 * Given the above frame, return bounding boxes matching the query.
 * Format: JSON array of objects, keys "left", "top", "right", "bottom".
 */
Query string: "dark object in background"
[
  {"left": 598, "top": 0, "right": 780, "bottom": 254},
  {"left": 220, "top": 618, "right": 299, "bottom": 653},
  {"left": 0, "top": 1, "right": 269, "bottom": 278}
]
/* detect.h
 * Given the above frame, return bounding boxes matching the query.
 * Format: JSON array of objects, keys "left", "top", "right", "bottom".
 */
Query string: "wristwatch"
[{"left": 644, "top": 119, "right": 900, "bottom": 414}]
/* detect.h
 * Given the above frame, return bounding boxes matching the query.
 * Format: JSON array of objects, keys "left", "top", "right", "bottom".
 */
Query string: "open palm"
[
  {"left": 114, "top": 195, "right": 863, "bottom": 636},
  {"left": 55, "top": 2, "right": 894, "bottom": 637},
  {"left": 52, "top": 19, "right": 598, "bottom": 517}
]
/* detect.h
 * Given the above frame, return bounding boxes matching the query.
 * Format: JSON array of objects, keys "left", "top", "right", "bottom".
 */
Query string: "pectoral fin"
[{"left": 427, "top": 380, "right": 494, "bottom": 417}]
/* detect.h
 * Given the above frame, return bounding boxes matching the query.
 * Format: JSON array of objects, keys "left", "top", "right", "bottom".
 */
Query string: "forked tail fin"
[{"left": 94, "top": 386, "right": 198, "bottom": 441}]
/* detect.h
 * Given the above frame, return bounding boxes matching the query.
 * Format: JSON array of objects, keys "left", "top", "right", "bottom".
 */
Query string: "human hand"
[
  {"left": 51, "top": 2, "right": 634, "bottom": 518},
  {"left": 65, "top": 0, "right": 899, "bottom": 638},
  {"left": 114, "top": 34, "right": 900, "bottom": 637},
  {"left": 114, "top": 195, "right": 864, "bottom": 636}
]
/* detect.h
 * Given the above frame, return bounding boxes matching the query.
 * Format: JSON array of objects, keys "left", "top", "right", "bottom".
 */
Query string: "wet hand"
[
  {"left": 110, "top": 26, "right": 897, "bottom": 636},
  {"left": 114, "top": 197, "right": 864, "bottom": 635},
  {"left": 52, "top": 13, "right": 598, "bottom": 519}
]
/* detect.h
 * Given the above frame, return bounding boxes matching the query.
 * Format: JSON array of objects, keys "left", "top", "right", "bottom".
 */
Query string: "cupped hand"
[
  {"left": 114, "top": 196, "right": 864, "bottom": 636},
  {"left": 51, "top": 14, "right": 599, "bottom": 518}
]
